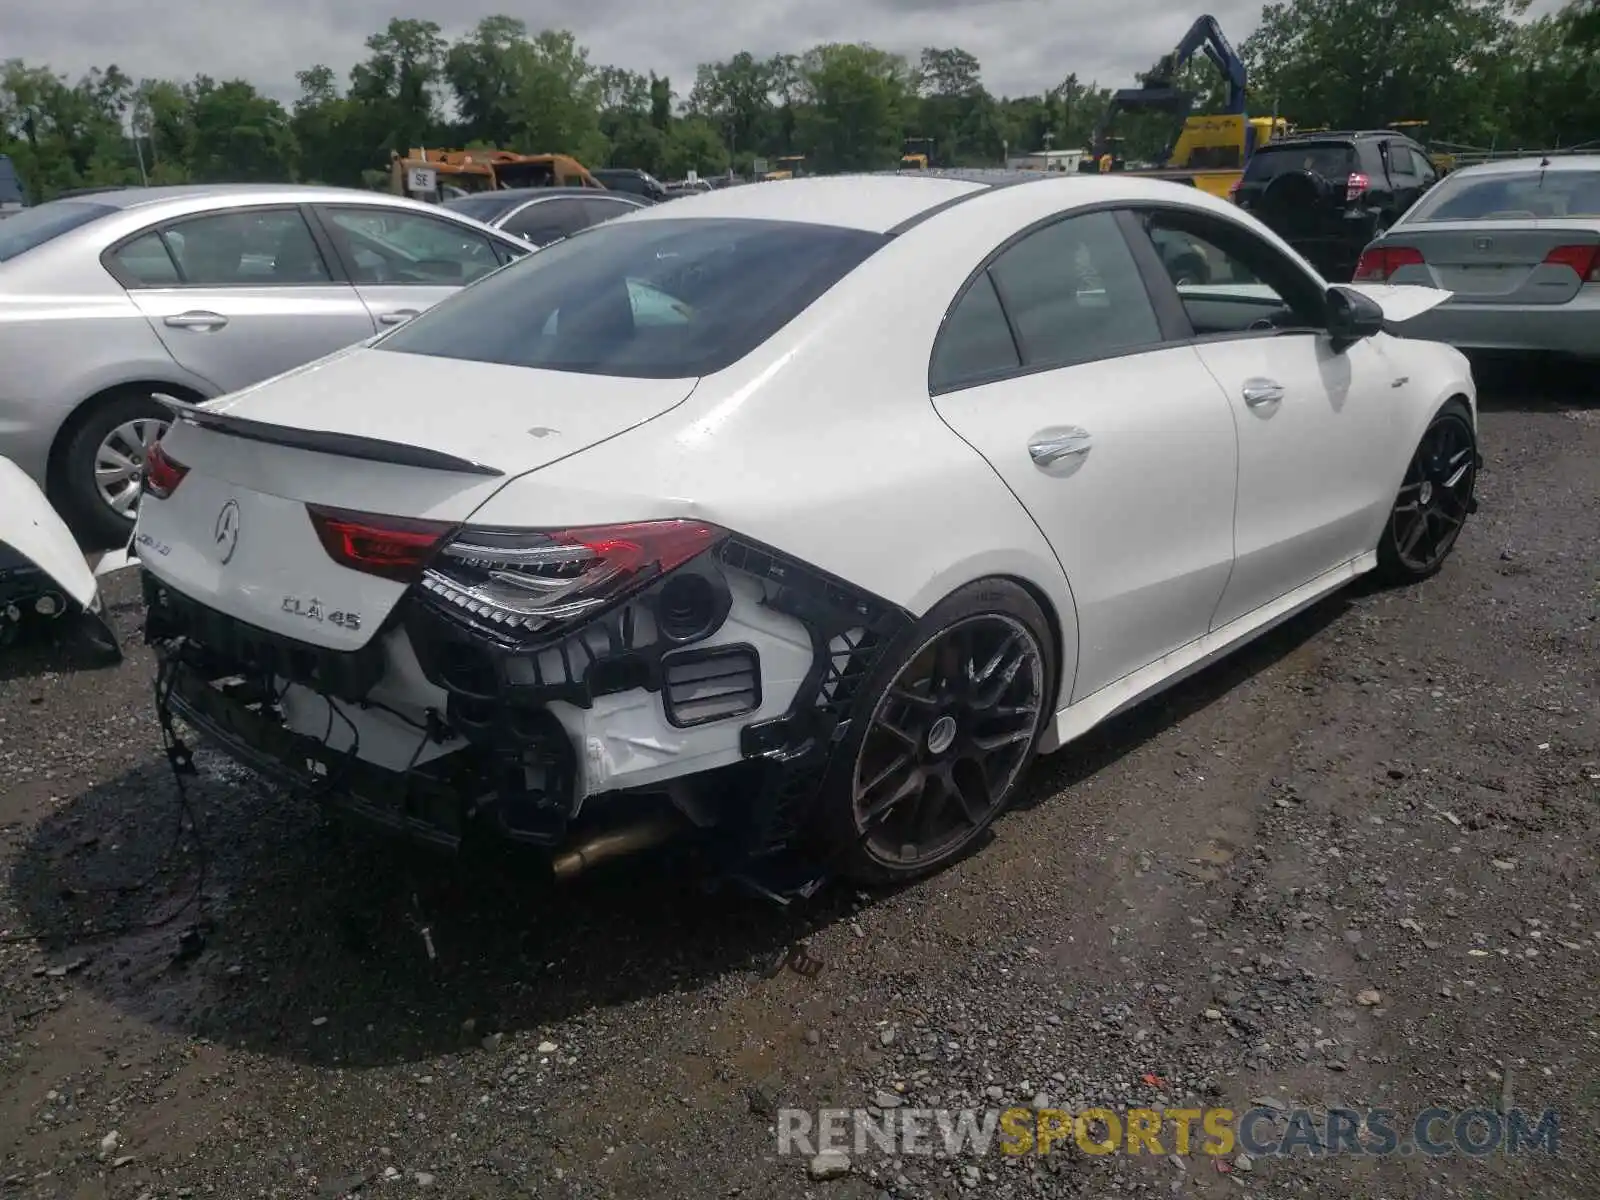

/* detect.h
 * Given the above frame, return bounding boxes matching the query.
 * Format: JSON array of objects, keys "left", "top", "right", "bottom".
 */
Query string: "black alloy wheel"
[
  {"left": 1379, "top": 399, "right": 1477, "bottom": 581},
  {"left": 825, "top": 582, "right": 1051, "bottom": 883}
]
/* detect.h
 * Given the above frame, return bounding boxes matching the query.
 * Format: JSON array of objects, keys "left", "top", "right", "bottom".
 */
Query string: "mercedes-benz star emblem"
[{"left": 214, "top": 499, "right": 241, "bottom": 565}]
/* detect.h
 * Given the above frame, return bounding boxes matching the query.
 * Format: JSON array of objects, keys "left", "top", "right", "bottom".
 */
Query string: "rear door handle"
[
  {"left": 378, "top": 309, "right": 420, "bottom": 326},
  {"left": 1028, "top": 426, "right": 1093, "bottom": 467},
  {"left": 1241, "top": 378, "right": 1284, "bottom": 407},
  {"left": 163, "top": 311, "right": 228, "bottom": 331}
]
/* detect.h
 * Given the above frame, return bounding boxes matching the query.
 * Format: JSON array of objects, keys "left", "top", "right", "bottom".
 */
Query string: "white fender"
[{"left": 0, "top": 456, "right": 96, "bottom": 609}]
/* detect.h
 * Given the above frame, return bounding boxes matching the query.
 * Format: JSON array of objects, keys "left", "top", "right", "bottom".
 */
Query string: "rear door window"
[
  {"left": 377, "top": 216, "right": 884, "bottom": 378},
  {"left": 985, "top": 209, "right": 1162, "bottom": 370}
]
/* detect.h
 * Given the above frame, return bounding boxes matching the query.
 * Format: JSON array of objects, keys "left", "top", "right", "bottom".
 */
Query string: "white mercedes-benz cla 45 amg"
[{"left": 132, "top": 172, "right": 1479, "bottom": 889}]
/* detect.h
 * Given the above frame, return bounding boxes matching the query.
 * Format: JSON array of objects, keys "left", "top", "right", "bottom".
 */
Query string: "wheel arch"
[
  {"left": 906, "top": 561, "right": 1080, "bottom": 720},
  {"left": 46, "top": 379, "right": 208, "bottom": 497}
]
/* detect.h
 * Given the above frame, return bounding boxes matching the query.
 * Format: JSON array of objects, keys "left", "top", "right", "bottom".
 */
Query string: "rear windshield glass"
[
  {"left": 442, "top": 194, "right": 527, "bottom": 224},
  {"left": 377, "top": 217, "right": 885, "bottom": 379},
  {"left": 1405, "top": 167, "right": 1600, "bottom": 222},
  {"left": 0, "top": 200, "right": 117, "bottom": 263},
  {"left": 1244, "top": 143, "right": 1356, "bottom": 181}
]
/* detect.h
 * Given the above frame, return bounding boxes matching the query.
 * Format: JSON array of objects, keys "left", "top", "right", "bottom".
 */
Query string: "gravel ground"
[{"left": 2, "top": 367, "right": 1596, "bottom": 1200}]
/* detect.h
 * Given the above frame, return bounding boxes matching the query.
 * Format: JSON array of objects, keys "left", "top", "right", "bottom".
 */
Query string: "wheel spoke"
[
  {"left": 851, "top": 612, "right": 1046, "bottom": 869},
  {"left": 860, "top": 766, "right": 923, "bottom": 827}
]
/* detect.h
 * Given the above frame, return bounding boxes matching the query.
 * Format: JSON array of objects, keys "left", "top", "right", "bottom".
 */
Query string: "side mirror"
[{"left": 1324, "top": 285, "right": 1384, "bottom": 348}]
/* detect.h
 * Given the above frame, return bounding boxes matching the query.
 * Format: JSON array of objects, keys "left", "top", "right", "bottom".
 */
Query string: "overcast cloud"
[{"left": 6, "top": 0, "right": 1567, "bottom": 107}]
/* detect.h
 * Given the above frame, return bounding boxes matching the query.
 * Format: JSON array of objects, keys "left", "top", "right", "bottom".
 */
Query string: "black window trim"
[
  {"left": 1121, "top": 202, "right": 1334, "bottom": 350},
  {"left": 928, "top": 201, "right": 1193, "bottom": 397},
  {"left": 306, "top": 201, "right": 528, "bottom": 284},
  {"left": 100, "top": 202, "right": 347, "bottom": 291}
]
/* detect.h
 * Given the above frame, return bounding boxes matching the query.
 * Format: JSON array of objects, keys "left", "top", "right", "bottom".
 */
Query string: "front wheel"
[
  {"left": 815, "top": 580, "right": 1054, "bottom": 884},
  {"left": 1376, "top": 398, "right": 1477, "bottom": 583}
]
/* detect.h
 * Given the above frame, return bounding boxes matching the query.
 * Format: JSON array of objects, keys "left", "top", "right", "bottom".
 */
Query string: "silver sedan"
[
  {"left": 1352, "top": 155, "right": 1600, "bottom": 359},
  {"left": 0, "top": 184, "right": 531, "bottom": 545}
]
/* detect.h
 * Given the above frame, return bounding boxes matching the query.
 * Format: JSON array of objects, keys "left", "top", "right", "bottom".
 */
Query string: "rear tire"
[
  {"left": 813, "top": 579, "right": 1055, "bottom": 884},
  {"left": 57, "top": 391, "right": 173, "bottom": 549},
  {"left": 1376, "top": 398, "right": 1477, "bottom": 584}
]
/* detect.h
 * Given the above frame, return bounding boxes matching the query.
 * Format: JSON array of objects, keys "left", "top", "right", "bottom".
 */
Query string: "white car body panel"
[
  {"left": 1179, "top": 281, "right": 1455, "bottom": 324},
  {"left": 132, "top": 173, "right": 1476, "bottom": 822},
  {"left": 0, "top": 455, "right": 97, "bottom": 608},
  {"left": 932, "top": 346, "right": 1238, "bottom": 703}
]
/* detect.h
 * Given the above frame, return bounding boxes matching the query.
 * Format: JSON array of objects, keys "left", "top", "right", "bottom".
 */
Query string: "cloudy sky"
[{"left": 7, "top": 0, "right": 1568, "bottom": 105}]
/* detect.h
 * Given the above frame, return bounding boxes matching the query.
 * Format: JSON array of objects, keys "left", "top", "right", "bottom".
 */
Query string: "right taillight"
[
  {"left": 1345, "top": 172, "right": 1370, "bottom": 202},
  {"left": 1542, "top": 244, "right": 1600, "bottom": 282},
  {"left": 142, "top": 442, "right": 189, "bottom": 500},
  {"left": 1353, "top": 245, "right": 1425, "bottom": 282},
  {"left": 419, "top": 519, "right": 727, "bottom": 638}
]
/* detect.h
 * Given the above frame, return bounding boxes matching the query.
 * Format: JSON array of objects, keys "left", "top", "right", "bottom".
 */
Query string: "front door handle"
[
  {"left": 378, "top": 309, "right": 421, "bottom": 326},
  {"left": 1028, "top": 426, "right": 1093, "bottom": 467},
  {"left": 164, "top": 310, "right": 228, "bottom": 331},
  {"left": 1241, "top": 378, "right": 1284, "bottom": 407}
]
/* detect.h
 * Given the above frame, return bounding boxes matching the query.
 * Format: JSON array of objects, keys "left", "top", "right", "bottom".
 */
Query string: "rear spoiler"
[{"left": 153, "top": 395, "right": 505, "bottom": 477}]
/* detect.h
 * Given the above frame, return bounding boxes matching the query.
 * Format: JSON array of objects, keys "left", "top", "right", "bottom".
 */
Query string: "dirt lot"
[{"left": 2, "top": 367, "right": 1596, "bottom": 1200}]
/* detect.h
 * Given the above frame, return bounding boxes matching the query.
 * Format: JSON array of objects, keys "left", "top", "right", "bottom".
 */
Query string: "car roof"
[
  {"left": 59, "top": 183, "right": 444, "bottom": 212},
  {"left": 450, "top": 187, "right": 638, "bottom": 201},
  {"left": 1269, "top": 130, "right": 1415, "bottom": 144},
  {"left": 1440, "top": 154, "right": 1600, "bottom": 178},
  {"left": 621, "top": 171, "right": 1242, "bottom": 234}
]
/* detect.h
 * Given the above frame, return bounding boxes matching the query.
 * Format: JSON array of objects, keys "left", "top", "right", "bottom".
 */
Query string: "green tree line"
[{"left": 2, "top": 0, "right": 1596, "bottom": 201}]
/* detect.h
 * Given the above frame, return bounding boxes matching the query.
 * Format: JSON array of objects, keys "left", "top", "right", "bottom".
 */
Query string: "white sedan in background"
[{"left": 132, "top": 172, "right": 1478, "bottom": 889}]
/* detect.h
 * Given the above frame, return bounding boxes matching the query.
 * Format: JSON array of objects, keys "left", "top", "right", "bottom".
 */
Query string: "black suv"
[{"left": 1231, "top": 130, "right": 1439, "bottom": 281}]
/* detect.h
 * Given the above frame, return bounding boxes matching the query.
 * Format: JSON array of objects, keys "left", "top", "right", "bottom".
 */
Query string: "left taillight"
[
  {"left": 420, "top": 519, "right": 727, "bottom": 636},
  {"left": 142, "top": 441, "right": 189, "bottom": 501},
  {"left": 306, "top": 505, "right": 455, "bottom": 584}
]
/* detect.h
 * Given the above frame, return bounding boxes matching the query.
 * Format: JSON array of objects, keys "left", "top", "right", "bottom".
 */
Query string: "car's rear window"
[
  {"left": 1244, "top": 143, "right": 1356, "bottom": 182},
  {"left": 377, "top": 217, "right": 885, "bottom": 379},
  {"left": 1405, "top": 167, "right": 1600, "bottom": 222},
  {"left": 0, "top": 200, "right": 117, "bottom": 263},
  {"left": 442, "top": 194, "right": 527, "bottom": 223}
]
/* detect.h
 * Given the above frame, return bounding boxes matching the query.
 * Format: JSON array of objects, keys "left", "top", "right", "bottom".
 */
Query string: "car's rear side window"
[
  {"left": 1244, "top": 144, "right": 1356, "bottom": 182},
  {"left": 377, "top": 217, "right": 885, "bottom": 378},
  {"left": 0, "top": 200, "right": 117, "bottom": 263}
]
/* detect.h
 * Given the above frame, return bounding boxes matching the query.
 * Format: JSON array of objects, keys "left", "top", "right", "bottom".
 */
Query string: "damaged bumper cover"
[{"left": 144, "top": 536, "right": 912, "bottom": 867}]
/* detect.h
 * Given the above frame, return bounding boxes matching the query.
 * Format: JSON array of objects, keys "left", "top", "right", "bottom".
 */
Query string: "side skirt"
[{"left": 1041, "top": 551, "right": 1376, "bottom": 754}]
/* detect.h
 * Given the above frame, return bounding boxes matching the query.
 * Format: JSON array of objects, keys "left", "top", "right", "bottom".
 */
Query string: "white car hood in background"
[
  {"left": 0, "top": 456, "right": 96, "bottom": 608},
  {"left": 1338, "top": 283, "right": 1455, "bottom": 323},
  {"left": 199, "top": 347, "right": 701, "bottom": 480},
  {"left": 1176, "top": 281, "right": 1454, "bottom": 325}
]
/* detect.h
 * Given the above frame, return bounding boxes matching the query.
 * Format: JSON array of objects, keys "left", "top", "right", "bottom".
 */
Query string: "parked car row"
[
  {"left": 1232, "top": 134, "right": 1598, "bottom": 359},
  {"left": 0, "top": 182, "right": 651, "bottom": 547}
]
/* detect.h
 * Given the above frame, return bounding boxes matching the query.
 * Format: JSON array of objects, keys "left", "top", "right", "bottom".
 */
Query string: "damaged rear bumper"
[{"left": 144, "top": 535, "right": 913, "bottom": 872}]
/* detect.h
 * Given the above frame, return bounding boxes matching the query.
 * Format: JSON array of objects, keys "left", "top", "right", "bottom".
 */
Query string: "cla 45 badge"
[{"left": 281, "top": 595, "right": 361, "bottom": 631}]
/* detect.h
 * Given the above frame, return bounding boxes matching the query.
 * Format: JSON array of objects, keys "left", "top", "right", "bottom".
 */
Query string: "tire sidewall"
[
  {"left": 1377, "top": 397, "right": 1476, "bottom": 582},
  {"left": 59, "top": 392, "right": 172, "bottom": 548},
  {"left": 812, "top": 578, "right": 1057, "bottom": 884}
]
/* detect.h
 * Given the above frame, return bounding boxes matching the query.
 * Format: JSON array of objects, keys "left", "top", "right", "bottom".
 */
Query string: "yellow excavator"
[{"left": 1079, "top": 14, "right": 1288, "bottom": 198}]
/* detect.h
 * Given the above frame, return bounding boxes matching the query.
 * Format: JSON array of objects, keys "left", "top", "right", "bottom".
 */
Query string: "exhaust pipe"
[{"left": 548, "top": 813, "right": 686, "bottom": 881}]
